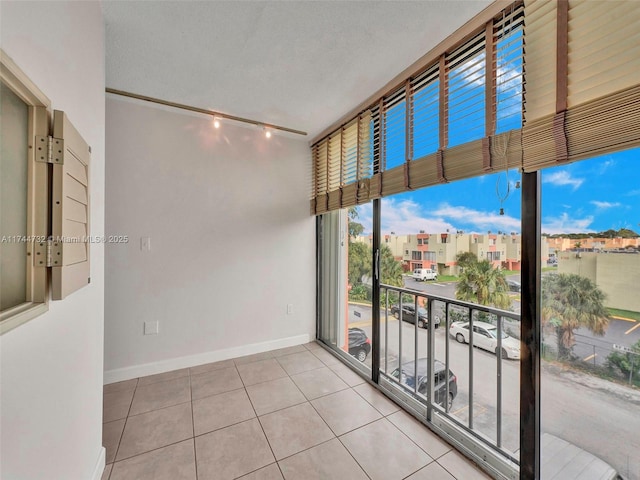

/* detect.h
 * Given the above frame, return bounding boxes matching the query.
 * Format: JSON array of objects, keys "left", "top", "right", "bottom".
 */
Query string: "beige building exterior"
[
  {"left": 397, "top": 232, "right": 550, "bottom": 275},
  {"left": 558, "top": 251, "right": 640, "bottom": 312},
  {"left": 547, "top": 236, "right": 640, "bottom": 254},
  {"left": 353, "top": 234, "right": 409, "bottom": 262},
  {"left": 356, "top": 232, "right": 552, "bottom": 275}
]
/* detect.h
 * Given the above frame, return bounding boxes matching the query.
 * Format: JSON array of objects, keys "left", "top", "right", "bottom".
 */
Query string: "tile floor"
[{"left": 102, "top": 342, "right": 491, "bottom": 480}]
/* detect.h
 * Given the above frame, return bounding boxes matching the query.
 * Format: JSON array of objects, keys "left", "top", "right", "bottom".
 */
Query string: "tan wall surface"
[
  {"left": 559, "top": 252, "right": 640, "bottom": 312},
  {"left": 595, "top": 254, "right": 640, "bottom": 312}
]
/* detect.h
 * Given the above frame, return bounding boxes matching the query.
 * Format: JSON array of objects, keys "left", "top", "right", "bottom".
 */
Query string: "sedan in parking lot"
[
  {"left": 348, "top": 327, "right": 371, "bottom": 362},
  {"left": 389, "top": 304, "right": 440, "bottom": 329},
  {"left": 507, "top": 279, "right": 521, "bottom": 292},
  {"left": 449, "top": 321, "right": 521, "bottom": 359},
  {"left": 391, "top": 358, "right": 457, "bottom": 409}
]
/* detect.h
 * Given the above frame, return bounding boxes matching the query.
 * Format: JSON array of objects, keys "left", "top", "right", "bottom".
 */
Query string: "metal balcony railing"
[{"left": 379, "top": 283, "right": 521, "bottom": 469}]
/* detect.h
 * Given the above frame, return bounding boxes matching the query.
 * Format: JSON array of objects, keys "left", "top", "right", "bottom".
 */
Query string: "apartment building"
[
  {"left": 354, "top": 233, "right": 409, "bottom": 262},
  {"left": 400, "top": 232, "right": 546, "bottom": 274},
  {"left": 548, "top": 236, "right": 640, "bottom": 253}
]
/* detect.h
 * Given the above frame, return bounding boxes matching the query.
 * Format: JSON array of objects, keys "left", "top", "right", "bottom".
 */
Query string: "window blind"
[
  {"left": 313, "top": 111, "right": 375, "bottom": 214},
  {"left": 522, "top": 0, "right": 640, "bottom": 172},
  {"left": 311, "top": 2, "right": 525, "bottom": 214}
]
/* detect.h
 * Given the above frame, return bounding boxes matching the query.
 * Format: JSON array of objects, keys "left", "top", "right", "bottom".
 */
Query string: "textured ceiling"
[{"left": 103, "top": 0, "right": 491, "bottom": 140}]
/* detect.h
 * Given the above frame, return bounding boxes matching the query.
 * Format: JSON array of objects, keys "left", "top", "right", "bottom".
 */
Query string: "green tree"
[
  {"left": 380, "top": 244, "right": 403, "bottom": 287},
  {"left": 541, "top": 273, "right": 609, "bottom": 359},
  {"left": 348, "top": 207, "right": 364, "bottom": 240},
  {"left": 606, "top": 338, "right": 640, "bottom": 384},
  {"left": 456, "top": 251, "right": 478, "bottom": 271},
  {"left": 348, "top": 241, "right": 370, "bottom": 287},
  {"left": 455, "top": 258, "right": 510, "bottom": 309}
]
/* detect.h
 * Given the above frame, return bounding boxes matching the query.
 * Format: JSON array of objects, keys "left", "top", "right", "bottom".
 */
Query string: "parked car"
[
  {"left": 389, "top": 304, "right": 440, "bottom": 329},
  {"left": 507, "top": 279, "right": 521, "bottom": 292},
  {"left": 390, "top": 358, "right": 457, "bottom": 409},
  {"left": 348, "top": 327, "right": 371, "bottom": 362},
  {"left": 449, "top": 321, "right": 520, "bottom": 359},
  {"left": 412, "top": 268, "right": 438, "bottom": 281},
  {"left": 540, "top": 433, "right": 623, "bottom": 480}
]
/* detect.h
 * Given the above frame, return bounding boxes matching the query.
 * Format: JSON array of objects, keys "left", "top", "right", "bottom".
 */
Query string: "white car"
[
  {"left": 412, "top": 268, "right": 438, "bottom": 281},
  {"left": 540, "top": 433, "right": 622, "bottom": 480},
  {"left": 449, "top": 321, "right": 521, "bottom": 359}
]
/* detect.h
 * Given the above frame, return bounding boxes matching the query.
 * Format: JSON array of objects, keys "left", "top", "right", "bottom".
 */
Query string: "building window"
[
  {"left": 412, "top": 251, "right": 422, "bottom": 260},
  {"left": 487, "top": 251, "right": 501, "bottom": 261}
]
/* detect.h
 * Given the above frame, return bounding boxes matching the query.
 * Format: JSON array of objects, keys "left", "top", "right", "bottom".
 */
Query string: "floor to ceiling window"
[
  {"left": 317, "top": 205, "right": 373, "bottom": 377},
  {"left": 374, "top": 171, "right": 523, "bottom": 475},
  {"left": 539, "top": 149, "right": 640, "bottom": 480},
  {"left": 313, "top": 2, "right": 640, "bottom": 478}
]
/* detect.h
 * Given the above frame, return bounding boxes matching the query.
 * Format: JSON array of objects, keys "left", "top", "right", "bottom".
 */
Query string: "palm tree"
[
  {"left": 541, "top": 273, "right": 609, "bottom": 359},
  {"left": 455, "top": 258, "right": 511, "bottom": 309}
]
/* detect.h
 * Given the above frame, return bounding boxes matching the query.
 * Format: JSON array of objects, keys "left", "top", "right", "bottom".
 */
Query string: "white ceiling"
[{"left": 103, "top": 0, "right": 492, "bottom": 141}]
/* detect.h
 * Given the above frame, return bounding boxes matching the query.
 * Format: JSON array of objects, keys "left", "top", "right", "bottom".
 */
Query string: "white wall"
[
  {"left": 104, "top": 97, "right": 315, "bottom": 381},
  {"left": 0, "top": 2, "right": 105, "bottom": 480}
]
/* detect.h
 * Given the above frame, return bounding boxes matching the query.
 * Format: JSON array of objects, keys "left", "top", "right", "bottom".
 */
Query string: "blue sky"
[
  {"left": 354, "top": 24, "right": 638, "bottom": 237},
  {"left": 356, "top": 147, "right": 640, "bottom": 236}
]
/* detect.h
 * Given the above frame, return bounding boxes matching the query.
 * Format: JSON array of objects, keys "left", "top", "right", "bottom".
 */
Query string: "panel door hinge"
[
  {"left": 35, "top": 135, "right": 64, "bottom": 164},
  {"left": 33, "top": 238, "right": 63, "bottom": 267}
]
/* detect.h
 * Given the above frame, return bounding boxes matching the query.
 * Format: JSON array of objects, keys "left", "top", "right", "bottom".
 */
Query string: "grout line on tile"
[
  {"left": 252, "top": 398, "right": 308, "bottom": 419},
  {"left": 272, "top": 436, "right": 337, "bottom": 463},
  {"left": 192, "top": 437, "right": 199, "bottom": 480},
  {"left": 301, "top": 385, "right": 373, "bottom": 479},
  {"left": 190, "top": 385, "right": 246, "bottom": 404},
  {"left": 109, "top": 437, "right": 196, "bottom": 467},
  {"left": 237, "top": 462, "right": 281, "bottom": 480},
  {"left": 436, "top": 460, "right": 461, "bottom": 480},
  {"left": 109, "top": 378, "right": 138, "bottom": 464},
  {"left": 331, "top": 401, "right": 374, "bottom": 480},
  {"left": 401, "top": 459, "right": 439, "bottom": 480},
  {"left": 251, "top": 388, "right": 281, "bottom": 469},
  {"left": 383, "top": 414, "right": 438, "bottom": 463},
  {"left": 188, "top": 373, "right": 198, "bottom": 480},
  {"left": 124, "top": 399, "right": 192, "bottom": 419}
]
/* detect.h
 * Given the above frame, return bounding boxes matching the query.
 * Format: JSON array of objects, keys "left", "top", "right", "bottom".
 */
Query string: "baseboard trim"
[
  {"left": 104, "top": 333, "right": 311, "bottom": 384},
  {"left": 91, "top": 446, "right": 106, "bottom": 480}
]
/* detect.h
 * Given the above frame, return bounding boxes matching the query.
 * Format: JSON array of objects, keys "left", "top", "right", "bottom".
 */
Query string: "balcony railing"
[{"left": 379, "top": 283, "right": 521, "bottom": 478}]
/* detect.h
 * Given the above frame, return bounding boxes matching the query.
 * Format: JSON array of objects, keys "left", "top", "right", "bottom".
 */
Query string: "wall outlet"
[
  {"left": 140, "top": 236, "right": 151, "bottom": 251},
  {"left": 287, "top": 304, "right": 293, "bottom": 315},
  {"left": 144, "top": 320, "right": 159, "bottom": 335}
]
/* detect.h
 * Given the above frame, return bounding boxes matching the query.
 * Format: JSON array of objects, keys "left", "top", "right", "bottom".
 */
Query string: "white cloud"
[
  {"left": 543, "top": 170, "right": 584, "bottom": 190},
  {"left": 590, "top": 200, "right": 621, "bottom": 209},
  {"left": 542, "top": 213, "right": 594, "bottom": 235},
  {"left": 597, "top": 158, "right": 615, "bottom": 174},
  {"left": 379, "top": 198, "right": 457, "bottom": 235},
  {"left": 432, "top": 204, "right": 520, "bottom": 232},
  {"left": 354, "top": 199, "right": 521, "bottom": 236}
]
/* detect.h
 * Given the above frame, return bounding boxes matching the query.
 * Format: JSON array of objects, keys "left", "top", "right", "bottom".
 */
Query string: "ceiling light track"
[{"left": 105, "top": 88, "right": 307, "bottom": 137}]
